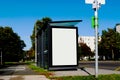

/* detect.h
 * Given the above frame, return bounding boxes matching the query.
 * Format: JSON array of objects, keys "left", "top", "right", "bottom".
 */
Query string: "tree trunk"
[{"left": 112, "top": 49, "right": 114, "bottom": 60}]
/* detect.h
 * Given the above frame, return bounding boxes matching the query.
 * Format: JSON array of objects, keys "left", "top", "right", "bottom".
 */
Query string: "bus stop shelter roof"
[{"left": 49, "top": 20, "right": 82, "bottom": 27}]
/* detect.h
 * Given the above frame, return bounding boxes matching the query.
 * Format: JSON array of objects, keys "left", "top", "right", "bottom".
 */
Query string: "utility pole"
[
  {"left": 94, "top": 0, "right": 98, "bottom": 78},
  {"left": 85, "top": 0, "right": 105, "bottom": 78}
]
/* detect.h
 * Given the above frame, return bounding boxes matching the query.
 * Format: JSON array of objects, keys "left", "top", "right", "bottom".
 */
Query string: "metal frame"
[
  {"left": 48, "top": 26, "right": 78, "bottom": 70},
  {"left": 36, "top": 20, "right": 82, "bottom": 71}
]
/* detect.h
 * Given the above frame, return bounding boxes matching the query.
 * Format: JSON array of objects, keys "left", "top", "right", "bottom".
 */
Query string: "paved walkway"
[
  {"left": 0, "top": 75, "right": 49, "bottom": 80},
  {"left": 0, "top": 64, "right": 49, "bottom": 80},
  {"left": 51, "top": 68, "right": 120, "bottom": 77},
  {"left": 0, "top": 65, "right": 39, "bottom": 75},
  {"left": 1, "top": 64, "right": 120, "bottom": 80}
]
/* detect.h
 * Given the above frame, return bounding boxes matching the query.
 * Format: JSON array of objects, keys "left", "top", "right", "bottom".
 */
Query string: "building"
[
  {"left": 78, "top": 36, "right": 101, "bottom": 52},
  {"left": 78, "top": 36, "right": 95, "bottom": 52},
  {"left": 116, "top": 24, "right": 120, "bottom": 33}
]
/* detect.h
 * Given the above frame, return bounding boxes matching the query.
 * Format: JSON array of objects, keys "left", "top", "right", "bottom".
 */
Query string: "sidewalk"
[
  {"left": 0, "top": 75, "right": 50, "bottom": 80},
  {"left": 51, "top": 68, "right": 120, "bottom": 77},
  {"left": 0, "top": 64, "right": 50, "bottom": 80},
  {"left": 1, "top": 68, "right": 120, "bottom": 80}
]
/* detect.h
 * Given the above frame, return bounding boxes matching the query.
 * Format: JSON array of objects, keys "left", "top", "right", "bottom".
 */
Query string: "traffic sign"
[
  {"left": 92, "top": 16, "right": 99, "bottom": 28},
  {"left": 85, "top": 0, "right": 105, "bottom": 4}
]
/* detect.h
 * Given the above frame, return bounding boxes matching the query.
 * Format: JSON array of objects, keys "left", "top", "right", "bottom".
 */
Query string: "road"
[{"left": 79, "top": 61, "right": 120, "bottom": 71}]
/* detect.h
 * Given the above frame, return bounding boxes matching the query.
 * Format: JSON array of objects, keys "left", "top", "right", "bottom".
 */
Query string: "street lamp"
[{"left": 85, "top": 0, "right": 105, "bottom": 78}]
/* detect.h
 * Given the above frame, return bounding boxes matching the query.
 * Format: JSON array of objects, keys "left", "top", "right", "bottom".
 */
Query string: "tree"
[
  {"left": 98, "top": 28, "right": 120, "bottom": 60},
  {"left": 78, "top": 42, "right": 93, "bottom": 60},
  {"left": 0, "top": 26, "right": 26, "bottom": 62},
  {"left": 26, "top": 48, "right": 35, "bottom": 60},
  {"left": 30, "top": 17, "right": 52, "bottom": 57}
]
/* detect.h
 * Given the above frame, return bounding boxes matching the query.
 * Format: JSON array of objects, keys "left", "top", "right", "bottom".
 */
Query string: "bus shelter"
[{"left": 36, "top": 20, "right": 82, "bottom": 70}]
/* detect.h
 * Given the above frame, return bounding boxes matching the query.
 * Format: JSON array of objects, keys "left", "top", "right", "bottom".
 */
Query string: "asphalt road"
[
  {"left": 0, "top": 64, "right": 39, "bottom": 75},
  {"left": 79, "top": 61, "right": 120, "bottom": 71}
]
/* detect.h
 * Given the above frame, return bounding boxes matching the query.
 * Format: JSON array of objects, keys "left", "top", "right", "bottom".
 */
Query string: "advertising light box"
[{"left": 51, "top": 27, "right": 77, "bottom": 66}]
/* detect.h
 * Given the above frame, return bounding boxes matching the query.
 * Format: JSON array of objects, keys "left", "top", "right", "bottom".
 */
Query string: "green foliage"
[
  {"left": 30, "top": 17, "right": 52, "bottom": 55},
  {"left": 0, "top": 26, "right": 26, "bottom": 62},
  {"left": 98, "top": 28, "right": 120, "bottom": 60},
  {"left": 26, "top": 48, "right": 35, "bottom": 60},
  {"left": 78, "top": 42, "right": 93, "bottom": 60}
]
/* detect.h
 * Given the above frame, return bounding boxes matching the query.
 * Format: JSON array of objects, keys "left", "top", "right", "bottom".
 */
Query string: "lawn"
[
  {"left": 50, "top": 74, "right": 120, "bottom": 80},
  {"left": 28, "top": 63, "right": 52, "bottom": 77}
]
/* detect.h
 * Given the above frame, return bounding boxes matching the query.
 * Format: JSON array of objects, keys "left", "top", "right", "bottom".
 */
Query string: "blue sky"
[{"left": 0, "top": 0, "right": 119, "bottom": 50}]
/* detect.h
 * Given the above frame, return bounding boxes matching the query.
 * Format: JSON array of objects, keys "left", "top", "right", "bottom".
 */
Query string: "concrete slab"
[
  {"left": 0, "top": 75, "right": 50, "bottom": 80},
  {"left": 51, "top": 68, "right": 120, "bottom": 77}
]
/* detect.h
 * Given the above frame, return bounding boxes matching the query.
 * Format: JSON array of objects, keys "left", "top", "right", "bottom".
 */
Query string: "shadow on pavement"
[
  {"left": 79, "top": 67, "right": 97, "bottom": 80},
  {"left": 0, "top": 63, "right": 39, "bottom": 75},
  {"left": 79, "top": 67, "right": 92, "bottom": 75}
]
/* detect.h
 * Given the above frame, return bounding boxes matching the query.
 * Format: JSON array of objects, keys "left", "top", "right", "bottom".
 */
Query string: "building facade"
[
  {"left": 78, "top": 36, "right": 95, "bottom": 52},
  {"left": 116, "top": 24, "right": 120, "bottom": 33}
]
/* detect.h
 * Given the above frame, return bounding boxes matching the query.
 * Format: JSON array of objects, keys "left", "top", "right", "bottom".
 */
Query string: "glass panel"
[
  {"left": 43, "top": 28, "right": 49, "bottom": 69},
  {"left": 50, "top": 20, "right": 82, "bottom": 27},
  {"left": 50, "top": 22, "right": 78, "bottom": 27},
  {"left": 37, "top": 33, "right": 42, "bottom": 67}
]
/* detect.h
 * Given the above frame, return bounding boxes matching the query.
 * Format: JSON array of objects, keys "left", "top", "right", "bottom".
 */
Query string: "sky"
[{"left": 0, "top": 0, "right": 120, "bottom": 50}]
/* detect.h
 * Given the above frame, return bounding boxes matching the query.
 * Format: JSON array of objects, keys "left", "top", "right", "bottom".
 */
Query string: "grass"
[
  {"left": 50, "top": 74, "right": 120, "bottom": 80},
  {"left": 50, "top": 76, "right": 96, "bottom": 80},
  {"left": 98, "top": 74, "right": 120, "bottom": 80},
  {"left": 5, "top": 62, "right": 20, "bottom": 65},
  {"left": 115, "top": 67, "right": 120, "bottom": 71},
  {"left": 28, "top": 63, "right": 53, "bottom": 77},
  {"left": 5, "top": 61, "right": 32, "bottom": 65}
]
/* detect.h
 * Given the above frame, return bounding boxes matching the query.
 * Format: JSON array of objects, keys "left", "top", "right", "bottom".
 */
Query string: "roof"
[{"left": 49, "top": 20, "right": 82, "bottom": 27}]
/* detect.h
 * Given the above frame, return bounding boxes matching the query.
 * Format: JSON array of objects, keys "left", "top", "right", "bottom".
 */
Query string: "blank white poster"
[{"left": 52, "top": 28, "right": 77, "bottom": 66}]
